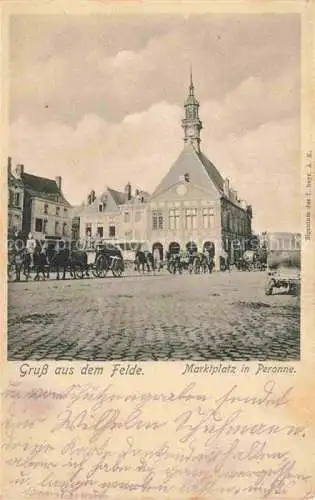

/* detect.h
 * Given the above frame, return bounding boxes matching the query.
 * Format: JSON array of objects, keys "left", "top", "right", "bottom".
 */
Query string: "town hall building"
[{"left": 147, "top": 73, "right": 252, "bottom": 264}]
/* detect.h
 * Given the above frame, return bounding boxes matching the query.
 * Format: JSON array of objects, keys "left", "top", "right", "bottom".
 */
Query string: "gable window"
[
  {"left": 35, "top": 218, "right": 43, "bottom": 232},
  {"left": 226, "top": 211, "right": 231, "bottom": 231},
  {"left": 44, "top": 203, "right": 49, "bottom": 215},
  {"left": 15, "top": 192, "right": 21, "bottom": 207},
  {"left": 202, "top": 207, "right": 215, "bottom": 229},
  {"left": 109, "top": 225, "right": 116, "bottom": 238},
  {"left": 9, "top": 190, "right": 14, "bottom": 206},
  {"left": 152, "top": 210, "right": 163, "bottom": 230},
  {"left": 185, "top": 208, "right": 197, "bottom": 230},
  {"left": 169, "top": 209, "right": 180, "bottom": 230}
]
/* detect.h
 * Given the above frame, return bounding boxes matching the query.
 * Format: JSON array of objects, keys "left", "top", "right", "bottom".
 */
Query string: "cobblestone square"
[{"left": 7, "top": 271, "right": 300, "bottom": 361}]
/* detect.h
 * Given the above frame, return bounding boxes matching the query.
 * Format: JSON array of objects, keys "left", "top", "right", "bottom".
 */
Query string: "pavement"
[{"left": 7, "top": 269, "right": 300, "bottom": 361}]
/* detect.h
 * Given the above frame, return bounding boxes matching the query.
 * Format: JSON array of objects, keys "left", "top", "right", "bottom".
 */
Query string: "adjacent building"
[
  {"left": 13, "top": 164, "right": 73, "bottom": 240},
  {"left": 77, "top": 183, "right": 149, "bottom": 244},
  {"left": 7, "top": 157, "right": 24, "bottom": 236}
]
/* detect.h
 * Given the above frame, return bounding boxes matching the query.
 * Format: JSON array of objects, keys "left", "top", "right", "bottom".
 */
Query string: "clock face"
[{"left": 177, "top": 184, "right": 187, "bottom": 196}]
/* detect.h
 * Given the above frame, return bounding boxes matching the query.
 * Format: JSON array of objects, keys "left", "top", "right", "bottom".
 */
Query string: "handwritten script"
[{"left": 1, "top": 379, "right": 314, "bottom": 499}]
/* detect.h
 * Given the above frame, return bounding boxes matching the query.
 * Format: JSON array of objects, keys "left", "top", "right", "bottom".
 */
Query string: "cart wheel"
[
  {"left": 99, "top": 268, "right": 107, "bottom": 278},
  {"left": 112, "top": 261, "right": 123, "bottom": 277},
  {"left": 95, "top": 256, "right": 108, "bottom": 278},
  {"left": 92, "top": 268, "right": 99, "bottom": 278},
  {"left": 265, "top": 279, "right": 274, "bottom": 295}
]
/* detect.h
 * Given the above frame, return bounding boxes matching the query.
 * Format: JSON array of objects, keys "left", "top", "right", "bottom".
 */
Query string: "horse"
[
  {"left": 134, "top": 250, "right": 154, "bottom": 274},
  {"left": 12, "top": 248, "right": 31, "bottom": 282},
  {"left": 167, "top": 253, "right": 182, "bottom": 275},
  {"left": 33, "top": 247, "right": 49, "bottom": 281},
  {"left": 199, "top": 252, "right": 214, "bottom": 274},
  {"left": 50, "top": 247, "right": 72, "bottom": 280},
  {"left": 70, "top": 249, "right": 90, "bottom": 278}
]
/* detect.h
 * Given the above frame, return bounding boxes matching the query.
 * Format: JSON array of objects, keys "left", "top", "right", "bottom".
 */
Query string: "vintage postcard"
[{"left": 1, "top": 0, "right": 314, "bottom": 498}]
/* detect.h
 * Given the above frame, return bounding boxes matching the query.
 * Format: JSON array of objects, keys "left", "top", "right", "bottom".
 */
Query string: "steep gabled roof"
[
  {"left": 21, "top": 173, "right": 71, "bottom": 206},
  {"left": 107, "top": 188, "right": 127, "bottom": 206},
  {"left": 152, "top": 143, "right": 224, "bottom": 197},
  {"left": 22, "top": 173, "right": 60, "bottom": 194},
  {"left": 198, "top": 151, "right": 224, "bottom": 192}
]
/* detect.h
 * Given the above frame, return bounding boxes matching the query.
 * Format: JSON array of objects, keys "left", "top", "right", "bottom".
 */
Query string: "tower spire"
[
  {"left": 181, "top": 68, "right": 202, "bottom": 152},
  {"left": 189, "top": 64, "right": 194, "bottom": 95}
]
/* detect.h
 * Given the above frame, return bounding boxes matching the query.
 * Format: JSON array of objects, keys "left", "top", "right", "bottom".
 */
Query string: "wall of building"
[
  {"left": 8, "top": 186, "right": 24, "bottom": 233},
  {"left": 221, "top": 198, "right": 252, "bottom": 262},
  {"left": 78, "top": 202, "right": 148, "bottom": 242},
  {"left": 27, "top": 197, "right": 72, "bottom": 240},
  {"left": 147, "top": 182, "right": 222, "bottom": 261}
]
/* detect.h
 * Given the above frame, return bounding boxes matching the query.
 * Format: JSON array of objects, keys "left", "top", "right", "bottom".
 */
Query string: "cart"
[{"left": 264, "top": 236, "right": 301, "bottom": 296}]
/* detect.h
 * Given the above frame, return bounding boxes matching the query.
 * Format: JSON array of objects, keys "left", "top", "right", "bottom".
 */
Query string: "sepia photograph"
[{"left": 7, "top": 13, "right": 301, "bottom": 362}]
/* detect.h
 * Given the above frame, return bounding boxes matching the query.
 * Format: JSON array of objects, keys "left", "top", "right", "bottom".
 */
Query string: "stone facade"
[
  {"left": 76, "top": 185, "right": 149, "bottom": 244},
  {"left": 17, "top": 165, "right": 72, "bottom": 241},
  {"left": 7, "top": 157, "right": 24, "bottom": 236}
]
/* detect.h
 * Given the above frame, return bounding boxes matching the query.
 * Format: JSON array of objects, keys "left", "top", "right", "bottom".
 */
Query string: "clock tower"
[{"left": 181, "top": 69, "right": 202, "bottom": 152}]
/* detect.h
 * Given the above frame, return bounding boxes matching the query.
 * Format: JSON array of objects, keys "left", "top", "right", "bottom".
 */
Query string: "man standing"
[{"left": 26, "top": 232, "right": 36, "bottom": 268}]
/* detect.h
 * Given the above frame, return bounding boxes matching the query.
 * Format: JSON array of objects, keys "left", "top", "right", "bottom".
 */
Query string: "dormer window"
[{"left": 184, "top": 173, "right": 190, "bottom": 183}]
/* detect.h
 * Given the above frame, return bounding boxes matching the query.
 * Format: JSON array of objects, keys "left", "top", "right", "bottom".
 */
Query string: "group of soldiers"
[{"left": 133, "top": 246, "right": 217, "bottom": 275}]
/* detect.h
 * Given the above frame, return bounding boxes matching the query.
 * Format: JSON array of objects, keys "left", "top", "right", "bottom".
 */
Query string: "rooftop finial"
[{"left": 189, "top": 64, "right": 194, "bottom": 95}]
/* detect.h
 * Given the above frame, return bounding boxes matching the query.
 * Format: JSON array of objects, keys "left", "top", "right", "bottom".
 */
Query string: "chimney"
[
  {"left": 125, "top": 182, "right": 132, "bottom": 201},
  {"left": 91, "top": 190, "right": 96, "bottom": 203},
  {"left": 55, "top": 176, "right": 62, "bottom": 191},
  {"left": 246, "top": 205, "right": 253, "bottom": 218},
  {"left": 15, "top": 164, "right": 24, "bottom": 178},
  {"left": 223, "top": 177, "right": 230, "bottom": 197},
  {"left": 8, "top": 157, "right": 12, "bottom": 174},
  {"left": 231, "top": 189, "right": 237, "bottom": 202},
  {"left": 87, "top": 194, "right": 91, "bottom": 205},
  {"left": 239, "top": 200, "right": 247, "bottom": 210},
  {"left": 135, "top": 188, "right": 140, "bottom": 196}
]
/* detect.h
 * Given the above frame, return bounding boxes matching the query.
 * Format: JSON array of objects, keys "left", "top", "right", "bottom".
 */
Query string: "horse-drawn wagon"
[
  {"left": 94, "top": 242, "right": 124, "bottom": 278},
  {"left": 264, "top": 233, "right": 301, "bottom": 296}
]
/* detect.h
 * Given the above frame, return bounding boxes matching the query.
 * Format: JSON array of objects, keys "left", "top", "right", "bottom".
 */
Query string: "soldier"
[{"left": 26, "top": 232, "right": 36, "bottom": 268}]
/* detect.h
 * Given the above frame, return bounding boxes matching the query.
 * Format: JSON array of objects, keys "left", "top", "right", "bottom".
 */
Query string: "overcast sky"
[{"left": 9, "top": 14, "right": 301, "bottom": 233}]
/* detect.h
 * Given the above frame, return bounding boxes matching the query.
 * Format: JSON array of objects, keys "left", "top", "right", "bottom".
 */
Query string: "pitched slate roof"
[
  {"left": 128, "top": 190, "right": 150, "bottom": 205},
  {"left": 107, "top": 188, "right": 127, "bottom": 206},
  {"left": 21, "top": 173, "right": 71, "bottom": 206},
  {"left": 152, "top": 143, "right": 225, "bottom": 197}
]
